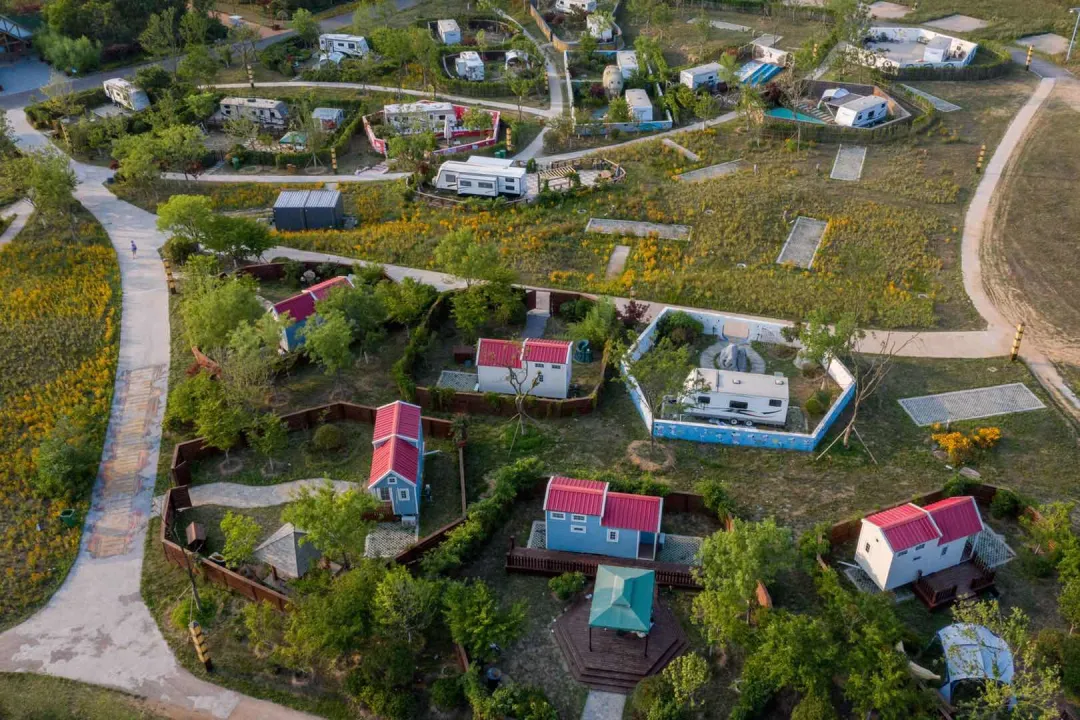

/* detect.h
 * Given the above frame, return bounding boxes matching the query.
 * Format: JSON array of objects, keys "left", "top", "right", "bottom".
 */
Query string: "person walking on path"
[{"left": 130, "top": 240, "right": 137, "bottom": 258}]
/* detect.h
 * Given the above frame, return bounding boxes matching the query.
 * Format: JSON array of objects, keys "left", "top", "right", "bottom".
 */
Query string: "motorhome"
[
  {"left": 318, "top": 33, "right": 369, "bottom": 58},
  {"left": 679, "top": 62, "right": 722, "bottom": 91},
  {"left": 103, "top": 78, "right": 150, "bottom": 112},
  {"left": 455, "top": 51, "right": 485, "bottom": 81},
  {"left": 624, "top": 88, "right": 653, "bottom": 122},
  {"left": 832, "top": 94, "right": 889, "bottom": 127},
  {"left": 434, "top": 156, "right": 527, "bottom": 197},
  {"left": 678, "top": 368, "right": 789, "bottom": 427},
  {"left": 218, "top": 97, "right": 288, "bottom": 128},
  {"left": 384, "top": 101, "right": 456, "bottom": 134}
]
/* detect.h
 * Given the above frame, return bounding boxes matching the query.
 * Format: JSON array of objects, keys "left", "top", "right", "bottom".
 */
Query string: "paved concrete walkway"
[
  {"left": 582, "top": 690, "right": 627, "bottom": 720},
  {"left": 160, "top": 479, "right": 358, "bottom": 511},
  {"left": 0, "top": 109, "right": 318, "bottom": 720},
  {"left": 162, "top": 170, "right": 409, "bottom": 184},
  {"left": 0, "top": 198, "right": 33, "bottom": 246}
]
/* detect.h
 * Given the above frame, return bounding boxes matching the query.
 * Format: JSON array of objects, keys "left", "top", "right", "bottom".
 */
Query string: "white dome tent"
[{"left": 937, "top": 623, "right": 1015, "bottom": 705}]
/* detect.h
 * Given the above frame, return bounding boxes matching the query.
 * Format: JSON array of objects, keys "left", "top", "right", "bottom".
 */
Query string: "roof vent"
[{"left": 732, "top": 378, "right": 741, "bottom": 384}]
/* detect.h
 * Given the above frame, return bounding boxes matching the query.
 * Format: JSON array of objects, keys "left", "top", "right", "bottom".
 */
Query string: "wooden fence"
[
  {"left": 505, "top": 538, "right": 702, "bottom": 589},
  {"left": 170, "top": 401, "right": 456, "bottom": 487}
]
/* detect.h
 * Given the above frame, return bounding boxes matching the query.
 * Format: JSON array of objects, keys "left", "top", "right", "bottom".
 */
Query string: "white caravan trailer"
[
  {"left": 318, "top": 33, "right": 369, "bottom": 58},
  {"left": 455, "top": 51, "right": 485, "bottom": 81},
  {"left": 103, "top": 78, "right": 150, "bottom": 112},
  {"left": 437, "top": 19, "right": 461, "bottom": 44},
  {"left": 834, "top": 95, "right": 888, "bottom": 128},
  {"left": 679, "top": 62, "right": 722, "bottom": 90},
  {"left": 678, "top": 368, "right": 789, "bottom": 427},
  {"left": 218, "top": 97, "right": 289, "bottom": 128},
  {"left": 616, "top": 50, "right": 639, "bottom": 79},
  {"left": 624, "top": 88, "right": 653, "bottom": 122},
  {"left": 384, "top": 101, "right": 456, "bottom": 134},
  {"left": 434, "top": 156, "right": 527, "bottom": 197}
]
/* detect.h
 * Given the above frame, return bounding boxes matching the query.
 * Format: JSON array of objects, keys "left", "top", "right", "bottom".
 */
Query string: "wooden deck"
[
  {"left": 913, "top": 559, "right": 996, "bottom": 610},
  {"left": 505, "top": 539, "right": 700, "bottom": 589},
  {"left": 553, "top": 595, "right": 689, "bottom": 694}
]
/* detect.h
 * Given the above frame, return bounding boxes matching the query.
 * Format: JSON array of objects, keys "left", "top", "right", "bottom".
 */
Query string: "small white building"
[
  {"left": 437, "top": 19, "right": 461, "bottom": 45},
  {"left": 624, "top": 88, "right": 653, "bottom": 122},
  {"left": 555, "top": 0, "right": 597, "bottom": 12},
  {"left": 311, "top": 107, "right": 346, "bottom": 130},
  {"left": 616, "top": 51, "right": 639, "bottom": 80},
  {"left": 854, "top": 496, "right": 986, "bottom": 592},
  {"left": 102, "top": 78, "right": 150, "bottom": 112},
  {"left": 678, "top": 368, "right": 789, "bottom": 427},
  {"left": 476, "top": 338, "right": 573, "bottom": 399},
  {"left": 587, "top": 14, "right": 613, "bottom": 41},
  {"left": 862, "top": 27, "right": 977, "bottom": 70},
  {"left": 455, "top": 51, "right": 485, "bottom": 81},
  {"left": 752, "top": 41, "right": 790, "bottom": 67},
  {"left": 835, "top": 94, "right": 888, "bottom": 127},
  {"left": 679, "top": 62, "right": 722, "bottom": 91},
  {"left": 434, "top": 156, "right": 527, "bottom": 197},
  {"left": 384, "top": 100, "right": 456, "bottom": 134},
  {"left": 219, "top": 97, "right": 288, "bottom": 128},
  {"left": 318, "top": 33, "right": 369, "bottom": 58}
]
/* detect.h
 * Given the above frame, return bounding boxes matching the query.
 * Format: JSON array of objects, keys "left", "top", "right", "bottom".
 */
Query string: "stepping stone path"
[
  {"left": 605, "top": 244, "right": 631, "bottom": 279},
  {"left": 901, "top": 84, "right": 961, "bottom": 112},
  {"left": 776, "top": 217, "right": 828, "bottom": 269},
  {"left": 830, "top": 145, "right": 867, "bottom": 182},
  {"left": 586, "top": 218, "right": 692, "bottom": 241},
  {"left": 898, "top": 382, "right": 1046, "bottom": 426},
  {"left": 1018, "top": 33, "right": 1070, "bottom": 56},
  {"left": 924, "top": 14, "right": 989, "bottom": 32},
  {"left": 661, "top": 138, "right": 700, "bottom": 162},
  {"left": 674, "top": 159, "right": 745, "bottom": 183},
  {"left": 867, "top": 1, "right": 911, "bottom": 19}
]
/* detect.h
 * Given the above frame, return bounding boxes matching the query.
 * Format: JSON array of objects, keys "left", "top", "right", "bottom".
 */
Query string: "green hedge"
[{"left": 420, "top": 457, "right": 545, "bottom": 576}]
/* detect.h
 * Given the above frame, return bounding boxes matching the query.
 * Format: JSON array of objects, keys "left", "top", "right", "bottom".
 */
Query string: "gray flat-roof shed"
[
  {"left": 273, "top": 190, "right": 311, "bottom": 231},
  {"left": 303, "top": 189, "right": 344, "bottom": 230}
]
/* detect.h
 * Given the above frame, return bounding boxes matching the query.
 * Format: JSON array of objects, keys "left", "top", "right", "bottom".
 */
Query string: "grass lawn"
[
  {"left": 987, "top": 84, "right": 1080, "bottom": 355},
  {"left": 0, "top": 206, "right": 120, "bottom": 631},
  {"left": 0, "top": 673, "right": 166, "bottom": 719},
  {"left": 175, "top": 503, "right": 293, "bottom": 556}
]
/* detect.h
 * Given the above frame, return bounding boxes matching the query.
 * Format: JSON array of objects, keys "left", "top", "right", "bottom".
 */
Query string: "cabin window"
[
  {"left": 552, "top": 364, "right": 562, "bottom": 369},
  {"left": 571, "top": 514, "right": 587, "bottom": 523},
  {"left": 607, "top": 530, "right": 619, "bottom": 543},
  {"left": 347, "top": 43, "right": 355, "bottom": 49},
  {"left": 550, "top": 512, "right": 566, "bottom": 520},
  {"left": 534, "top": 363, "right": 545, "bottom": 368},
  {"left": 913, "top": 556, "right": 921, "bottom": 562},
  {"left": 377, "top": 488, "right": 390, "bottom": 501},
  {"left": 897, "top": 550, "right": 908, "bottom": 557},
  {"left": 570, "top": 525, "right": 586, "bottom": 534},
  {"left": 697, "top": 396, "right": 711, "bottom": 404},
  {"left": 864, "top": 542, "right": 871, "bottom": 553},
  {"left": 729, "top": 400, "right": 748, "bottom": 410},
  {"left": 388, "top": 477, "right": 397, "bottom": 485},
  {"left": 941, "top": 546, "right": 948, "bottom": 556},
  {"left": 537, "top": 372, "right": 544, "bottom": 382},
  {"left": 398, "top": 488, "right": 410, "bottom": 502},
  {"left": 768, "top": 399, "right": 782, "bottom": 407},
  {"left": 915, "top": 543, "right": 925, "bottom": 550}
]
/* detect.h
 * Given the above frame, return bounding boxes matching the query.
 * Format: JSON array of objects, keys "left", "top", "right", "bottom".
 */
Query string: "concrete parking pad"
[
  {"left": 675, "top": 159, "right": 746, "bottom": 182},
  {"left": 830, "top": 145, "right": 867, "bottom": 181},
  {"left": 899, "top": 382, "right": 1046, "bottom": 426},
  {"left": 1017, "top": 33, "right": 1070, "bottom": 56},
  {"left": 868, "top": 1, "right": 912, "bottom": 19},
  {"left": 753, "top": 34, "right": 783, "bottom": 48},
  {"left": 586, "top": 218, "right": 692, "bottom": 241},
  {"left": 776, "top": 217, "right": 828, "bottom": 269},
  {"left": 924, "top": 14, "right": 989, "bottom": 32},
  {"left": 582, "top": 691, "right": 627, "bottom": 720},
  {"left": 901, "top": 84, "right": 962, "bottom": 112}
]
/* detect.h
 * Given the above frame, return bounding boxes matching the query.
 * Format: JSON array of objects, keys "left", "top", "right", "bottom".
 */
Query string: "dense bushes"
[
  {"left": 655, "top": 310, "right": 703, "bottom": 346},
  {"left": 548, "top": 571, "right": 586, "bottom": 601},
  {"left": 25, "top": 89, "right": 109, "bottom": 129},
  {"left": 420, "top": 457, "right": 545, "bottom": 575},
  {"left": 312, "top": 423, "right": 344, "bottom": 451}
]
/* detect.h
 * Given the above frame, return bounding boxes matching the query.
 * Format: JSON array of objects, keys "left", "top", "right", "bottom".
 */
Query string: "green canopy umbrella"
[{"left": 588, "top": 566, "right": 655, "bottom": 654}]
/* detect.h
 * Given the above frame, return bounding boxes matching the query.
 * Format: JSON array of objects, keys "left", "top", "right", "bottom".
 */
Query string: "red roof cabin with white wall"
[
  {"left": 854, "top": 496, "right": 985, "bottom": 591},
  {"left": 475, "top": 338, "right": 573, "bottom": 399}
]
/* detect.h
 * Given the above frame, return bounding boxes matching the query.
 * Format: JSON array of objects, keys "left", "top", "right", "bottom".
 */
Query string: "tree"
[
  {"left": 623, "top": 337, "right": 694, "bottom": 448},
  {"left": 662, "top": 653, "right": 710, "bottom": 708},
  {"left": 224, "top": 116, "right": 260, "bottom": 149},
  {"left": 316, "top": 284, "right": 388, "bottom": 362},
  {"left": 834, "top": 331, "right": 915, "bottom": 452},
  {"left": 219, "top": 322, "right": 278, "bottom": 412},
  {"left": 247, "top": 412, "right": 288, "bottom": 474},
  {"left": 1021, "top": 501, "right": 1075, "bottom": 562},
  {"left": 282, "top": 482, "right": 379, "bottom": 569},
  {"left": 376, "top": 278, "right": 436, "bottom": 333},
  {"left": 737, "top": 86, "right": 767, "bottom": 146},
  {"left": 607, "top": 97, "right": 631, "bottom": 122},
  {"left": 178, "top": 43, "right": 219, "bottom": 85},
  {"left": 508, "top": 73, "right": 534, "bottom": 122},
  {"left": 374, "top": 565, "right": 441, "bottom": 647},
  {"left": 140, "top": 7, "right": 181, "bottom": 73},
  {"left": 693, "top": 13, "right": 712, "bottom": 58},
  {"left": 195, "top": 394, "right": 248, "bottom": 460},
  {"left": 386, "top": 132, "right": 436, "bottom": 170},
  {"left": 461, "top": 107, "right": 494, "bottom": 132},
  {"left": 434, "top": 229, "right": 512, "bottom": 288},
  {"left": 289, "top": 8, "right": 319, "bottom": 47},
  {"left": 5, "top": 149, "right": 78, "bottom": 235},
  {"left": 693, "top": 92, "right": 720, "bottom": 130},
  {"left": 568, "top": 297, "right": 618, "bottom": 349},
  {"left": 228, "top": 22, "right": 261, "bottom": 70},
  {"left": 156, "top": 194, "right": 216, "bottom": 247},
  {"left": 796, "top": 309, "right": 861, "bottom": 369},
  {"left": 443, "top": 580, "right": 525, "bottom": 663},
  {"left": 220, "top": 511, "right": 261, "bottom": 568},
  {"left": 204, "top": 215, "right": 274, "bottom": 265},
  {"left": 694, "top": 518, "right": 793, "bottom": 648},
  {"left": 450, "top": 287, "right": 489, "bottom": 344},
  {"left": 301, "top": 310, "right": 354, "bottom": 385},
  {"left": 185, "top": 92, "right": 218, "bottom": 122},
  {"left": 628, "top": 0, "right": 671, "bottom": 32},
  {"left": 157, "top": 124, "right": 207, "bottom": 180},
  {"left": 180, "top": 9, "right": 210, "bottom": 47},
  {"left": 32, "top": 407, "right": 99, "bottom": 499},
  {"left": 182, "top": 277, "right": 264, "bottom": 352}
]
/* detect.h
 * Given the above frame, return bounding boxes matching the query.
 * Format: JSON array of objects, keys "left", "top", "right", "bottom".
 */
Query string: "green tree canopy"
[
  {"left": 181, "top": 276, "right": 264, "bottom": 352},
  {"left": 220, "top": 511, "right": 261, "bottom": 568},
  {"left": 281, "top": 482, "right": 379, "bottom": 569}
]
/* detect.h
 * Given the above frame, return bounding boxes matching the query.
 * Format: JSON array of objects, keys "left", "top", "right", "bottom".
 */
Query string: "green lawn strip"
[
  {"left": 0, "top": 673, "right": 166, "bottom": 720},
  {"left": 174, "top": 504, "right": 293, "bottom": 556}
]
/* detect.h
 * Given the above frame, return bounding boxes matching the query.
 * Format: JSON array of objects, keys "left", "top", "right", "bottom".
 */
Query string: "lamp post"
[{"left": 1068, "top": 8, "right": 1080, "bottom": 64}]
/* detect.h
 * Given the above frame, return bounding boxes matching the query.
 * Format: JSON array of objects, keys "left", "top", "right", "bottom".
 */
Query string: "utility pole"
[{"left": 1068, "top": 8, "right": 1080, "bottom": 64}]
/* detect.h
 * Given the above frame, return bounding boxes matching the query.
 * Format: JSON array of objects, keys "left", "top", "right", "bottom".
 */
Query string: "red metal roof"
[
  {"left": 545, "top": 476, "right": 606, "bottom": 516},
  {"left": 304, "top": 275, "right": 352, "bottom": 302},
  {"left": 368, "top": 438, "right": 419, "bottom": 487},
  {"left": 924, "top": 496, "right": 983, "bottom": 545},
  {"left": 864, "top": 503, "right": 940, "bottom": 552},
  {"left": 477, "top": 338, "right": 522, "bottom": 369},
  {"left": 272, "top": 293, "right": 317, "bottom": 323},
  {"left": 602, "top": 492, "right": 662, "bottom": 534},
  {"left": 523, "top": 339, "right": 571, "bottom": 364},
  {"left": 373, "top": 401, "right": 422, "bottom": 443}
]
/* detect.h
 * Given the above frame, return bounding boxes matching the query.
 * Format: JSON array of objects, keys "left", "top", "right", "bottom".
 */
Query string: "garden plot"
[
  {"left": 830, "top": 145, "right": 867, "bottom": 182},
  {"left": 898, "top": 382, "right": 1046, "bottom": 427},
  {"left": 867, "top": 1, "right": 911, "bottom": 19},
  {"left": 924, "top": 14, "right": 989, "bottom": 32},
  {"left": 776, "top": 216, "right": 828, "bottom": 269},
  {"left": 585, "top": 218, "right": 692, "bottom": 241},
  {"left": 1018, "top": 33, "right": 1070, "bottom": 56},
  {"left": 674, "top": 159, "right": 745, "bottom": 183},
  {"left": 901, "top": 85, "right": 961, "bottom": 112}
]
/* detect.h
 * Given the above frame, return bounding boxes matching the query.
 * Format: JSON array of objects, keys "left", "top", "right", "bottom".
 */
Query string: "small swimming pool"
[{"left": 766, "top": 107, "right": 827, "bottom": 124}]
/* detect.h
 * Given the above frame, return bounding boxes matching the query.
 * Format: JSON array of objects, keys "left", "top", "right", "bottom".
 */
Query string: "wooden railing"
[{"left": 505, "top": 539, "right": 701, "bottom": 589}]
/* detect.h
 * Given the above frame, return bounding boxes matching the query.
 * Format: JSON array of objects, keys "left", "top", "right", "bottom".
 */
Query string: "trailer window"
[
  {"left": 444, "top": 174, "right": 457, "bottom": 183},
  {"left": 729, "top": 400, "right": 748, "bottom": 409},
  {"left": 478, "top": 182, "right": 494, "bottom": 189},
  {"left": 460, "top": 180, "right": 472, "bottom": 187},
  {"left": 768, "top": 399, "right": 782, "bottom": 407},
  {"left": 697, "top": 396, "right": 710, "bottom": 405}
]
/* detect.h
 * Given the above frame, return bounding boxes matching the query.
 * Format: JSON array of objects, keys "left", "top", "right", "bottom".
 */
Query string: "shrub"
[
  {"left": 347, "top": 640, "right": 418, "bottom": 720},
  {"left": 162, "top": 236, "right": 199, "bottom": 266},
  {"left": 791, "top": 689, "right": 839, "bottom": 720},
  {"left": 655, "top": 311, "right": 703, "bottom": 346},
  {"left": 943, "top": 474, "right": 977, "bottom": 497},
  {"left": 1064, "top": 634, "right": 1080, "bottom": 695},
  {"left": 697, "top": 477, "right": 735, "bottom": 519},
  {"left": 282, "top": 259, "right": 304, "bottom": 288},
  {"left": 804, "top": 394, "right": 826, "bottom": 415},
  {"left": 548, "top": 571, "right": 586, "bottom": 601},
  {"left": 164, "top": 371, "right": 219, "bottom": 431},
  {"left": 312, "top": 423, "right": 344, "bottom": 451},
  {"left": 1017, "top": 546, "right": 1056, "bottom": 579},
  {"left": 971, "top": 426, "right": 1002, "bottom": 450},
  {"left": 991, "top": 488, "right": 1024, "bottom": 519},
  {"left": 558, "top": 297, "right": 595, "bottom": 322},
  {"left": 430, "top": 675, "right": 466, "bottom": 711},
  {"left": 932, "top": 431, "right": 974, "bottom": 466},
  {"left": 170, "top": 592, "right": 219, "bottom": 632},
  {"left": 31, "top": 410, "right": 100, "bottom": 499}
]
